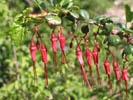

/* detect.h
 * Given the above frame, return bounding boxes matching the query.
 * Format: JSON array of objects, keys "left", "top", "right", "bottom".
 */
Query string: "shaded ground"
[{"left": 103, "top": 0, "right": 133, "bottom": 23}]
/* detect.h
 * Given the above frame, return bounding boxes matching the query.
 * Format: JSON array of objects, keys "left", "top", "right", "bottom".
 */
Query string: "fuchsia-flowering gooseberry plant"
[{"left": 9, "top": 0, "right": 133, "bottom": 98}]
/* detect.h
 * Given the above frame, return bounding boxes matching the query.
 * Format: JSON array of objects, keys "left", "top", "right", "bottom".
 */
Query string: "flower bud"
[
  {"left": 76, "top": 45, "right": 84, "bottom": 66},
  {"left": 113, "top": 60, "right": 120, "bottom": 80},
  {"left": 104, "top": 60, "right": 110, "bottom": 75},
  {"left": 40, "top": 44, "right": 47, "bottom": 63},
  {"left": 122, "top": 68, "right": 128, "bottom": 81},
  {"left": 30, "top": 41, "right": 37, "bottom": 62},
  {"left": 50, "top": 32, "right": 58, "bottom": 52},
  {"left": 58, "top": 30, "right": 66, "bottom": 51},
  {"left": 85, "top": 48, "right": 92, "bottom": 67},
  {"left": 92, "top": 48, "right": 98, "bottom": 64}
]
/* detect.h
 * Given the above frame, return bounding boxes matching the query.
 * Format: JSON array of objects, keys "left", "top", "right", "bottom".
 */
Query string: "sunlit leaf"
[
  {"left": 80, "top": 9, "right": 89, "bottom": 19},
  {"left": 45, "top": 15, "right": 61, "bottom": 25},
  {"left": 70, "top": 11, "right": 79, "bottom": 19}
]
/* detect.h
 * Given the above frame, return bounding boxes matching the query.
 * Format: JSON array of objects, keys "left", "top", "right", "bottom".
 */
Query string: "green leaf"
[
  {"left": 70, "top": 5, "right": 79, "bottom": 10},
  {"left": 116, "top": 22, "right": 133, "bottom": 34},
  {"left": 45, "top": 15, "right": 61, "bottom": 25},
  {"left": 14, "top": 14, "right": 23, "bottom": 24},
  {"left": 105, "top": 23, "right": 113, "bottom": 33},
  {"left": 35, "top": 0, "right": 43, "bottom": 4},
  {"left": 79, "top": 9, "right": 89, "bottom": 19},
  {"left": 23, "top": 7, "right": 33, "bottom": 15},
  {"left": 28, "top": 18, "right": 43, "bottom": 23},
  {"left": 122, "top": 27, "right": 133, "bottom": 34},
  {"left": 60, "top": 0, "right": 72, "bottom": 7},
  {"left": 67, "top": 1, "right": 73, "bottom": 8},
  {"left": 69, "top": 11, "right": 79, "bottom": 19},
  {"left": 125, "top": 4, "right": 133, "bottom": 22},
  {"left": 66, "top": 12, "right": 75, "bottom": 22},
  {"left": 71, "top": 22, "right": 77, "bottom": 32},
  {"left": 9, "top": 23, "right": 25, "bottom": 46},
  {"left": 123, "top": 44, "right": 133, "bottom": 55},
  {"left": 61, "top": 8, "right": 69, "bottom": 14},
  {"left": 116, "top": 22, "right": 126, "bottom": 28},
  {"left": 86, "top": 19, "right": 96, "bottom": 24},
  {"left": 126, "top": 54, "right": 133, "bottom": 61},
  {"left": 107, "top": 35, "right": 120, "bottom": 46},
  {"left": 94, "top": 16, "right": 107, "bottom": 23},
  {"left": 47, "top": 0, "right": 56, "bottom": 6}
]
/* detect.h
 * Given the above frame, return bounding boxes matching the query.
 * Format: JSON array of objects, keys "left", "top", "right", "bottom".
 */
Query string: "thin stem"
[
  {"left": 44, "top": 63, "right": 48, "bottom": 88},
  {"left": 109, "top": 51, "right": 115, "bottom": 60},
  {"left": 81, "top": 65, "right": 91, "bottom": 88},
  {"left": 53, "top": 52, "right": 57, "bottom": 64},
  {"left": 117, "top": 80, "right": 123, "bottom": 98},
  {"left": 108, "top": 74, "right": 112, "bottom": 92},
  {"left": 33, "top": 61, "right": 37, "bottom": 84},
  {"left": 91, "top": 76, "right": 95, "bottom": 86},
  {"left": 89, "top": 65, "right": 92, "bottom": 77},
  {"left": 88, "top": 65, "right": 95, "bottom": 86},
  {"left": 69, "top": 32, "right": 78, "bottom": 43},
  {"left": 61, "top": 50, "right": 67, "bottom": 64},
  {"left": 96, "top": 64, "right": 101, "bottom": 85},
  {"left": 124, "top": 80, "right": 128, "bottom": 97}
]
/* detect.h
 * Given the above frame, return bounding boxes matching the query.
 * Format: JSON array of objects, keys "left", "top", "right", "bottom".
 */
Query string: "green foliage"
[
  {"left": 125, "top": 4, "right": 133, "bottom": 22},
  {"left": 123, "top": 44, "right": 133, "bottom": 55},
  {"left": 0, "top": 0, "right": 133, "bottom": 100},
  {"left": 107, "top": 35, "right": 120, "bottom": 46},
  {"left": 9, "top": 23, "right": 25, "bottom": 46},
  {"left": 0, "top": 39, "right": 13, "bottom": 87}
]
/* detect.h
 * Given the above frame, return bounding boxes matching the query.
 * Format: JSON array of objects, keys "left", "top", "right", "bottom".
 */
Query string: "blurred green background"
[{"left": 0, "top": 0, "right": 133, "bottom": 100}]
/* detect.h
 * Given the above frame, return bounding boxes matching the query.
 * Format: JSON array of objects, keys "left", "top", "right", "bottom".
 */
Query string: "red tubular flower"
[
  {"left": 92, "top": 47, "right": 98, "bottom": 65},
  {"left": 104, "top": 60, "right": 111, "bottom": 75},
  {"left": 50, "top": 32, "right": 58, "bottom": 63},
  {"left": 92, "top": 47, "right": 101, "bottom": 84},
  {"left": 85, "top": 48, "right": 92, "bottom": 67},
  {"left": 85, "top": 47, "right": 95, "bottom": 85},
  {"left": 58, "top": 27, "right": 67, "bottom": 64},
  {"left": 40, "top": 43, "right": 48, "bottom": 87},
  {"left": 76, "top": 45, "right": 84, "bottom": 66},
  {"left": 122, "top": 68, "right": 128, "bottom": 81},
  {"left": 58, "top": 29, "right": 66, "bottom": 51},
  {"left": 122, "top": 68, "right": 128, "bottom": 97},
  {"left": 40, "top": 43, "right": 47, "bottom": 63},
  {"left": 104, "top": 59, "right": 112, "bottom": 90},
  {"left": 76, "top": 45, "right": 91, "bottom": 88},
  {"left": 30, "top": 40, "right": 37, "bottom": 62},
  {"left": 50, "top": 32, "right": 58, "bottom": 52},
  {"left": 114, "top": 67, "right": 121, "bottom": 80},
  {"left": 30, "top": 39, "right": 37, "bottom": 83},
  {"left": 113, "top": 60, "right": 120, "bottom": 80}
]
